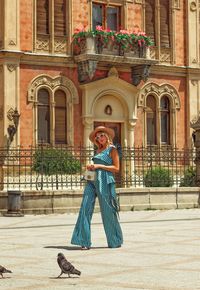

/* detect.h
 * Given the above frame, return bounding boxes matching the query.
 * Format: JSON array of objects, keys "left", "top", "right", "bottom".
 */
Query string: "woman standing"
[{"left": 71, "top": 126, "right": 123, "bottom": 249}]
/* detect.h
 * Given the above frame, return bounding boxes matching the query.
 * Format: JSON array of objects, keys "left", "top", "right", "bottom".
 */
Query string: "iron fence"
[{"left": 0, "top": 145, "right": 196, "bottom": 190}]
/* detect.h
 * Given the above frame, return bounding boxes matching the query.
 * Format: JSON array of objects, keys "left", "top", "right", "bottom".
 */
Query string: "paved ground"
[{"left": 0, "top": 209, "right": 200, "bottom": 290}]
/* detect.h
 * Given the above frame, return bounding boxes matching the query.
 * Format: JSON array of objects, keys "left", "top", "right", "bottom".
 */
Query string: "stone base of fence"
[{"left": 0, "top": 187, "right": 200, "bottom": 215}]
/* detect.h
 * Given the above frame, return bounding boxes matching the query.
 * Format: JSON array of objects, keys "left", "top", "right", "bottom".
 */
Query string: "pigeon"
[
  {"left": 0, "top": 265, "right": 12, "bottom": 278},
  {"left": 57, "top": 253, "right": 81, "bottom": 278}
]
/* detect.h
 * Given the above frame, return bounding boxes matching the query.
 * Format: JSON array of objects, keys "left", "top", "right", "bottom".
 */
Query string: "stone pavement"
[{"left": 0, "top": 209, "right": 200, "bottom": 290}]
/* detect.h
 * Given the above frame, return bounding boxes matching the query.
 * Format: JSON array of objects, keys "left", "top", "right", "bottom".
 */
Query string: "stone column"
[
  {"left": 3, "top": 0, "right": 20, "bottom": 51},
  {"left": 51, "top": 101, "right": 56, "bottom": 145},
  {"left": 4, "top": 62, "right": 20, "bottom": 148},
  {"left": 191, "top": 116, "right": 200, "bottom": 185},
  {"left": 2, "top": 0, "right": 20, "bottom": 147},
  {"left": 128, "top": 118, "right": 137, "bottom": 147},
  {"left": 127, "top": 118, "right": 137, "bottom": 187},
  {"left": 82, "top": 116, "right": 93, "bottom": 147},
  {"left": 82, "top": 116, "right": 94, "bottom": 169}
]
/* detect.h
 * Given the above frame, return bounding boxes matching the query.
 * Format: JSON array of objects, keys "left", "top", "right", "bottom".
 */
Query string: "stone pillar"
[
  {"left": 191, "top": 116, "right": 200, "bottom": 185},
  {"left": 127, "top": 118, "right": 137, "bottom": 187},
  {"left": 128, "top": 118, "right": 137, "bottom": 147},
  {"left": 51, "top": 101, "right": 56, "bottom": 145},
  {"left": 1, "top": 0, "right": 20, "bottom": 147},
  {"left": 187, "top": 0, "right": 199, "bottom": 67},
  {"left": 4, "top": 62, "right": 20, "bottom": 148},
  {"left": 82, "top": 116, "right": 93, "bottom": 147},
  {"left": 3, "top": 0, "right": 20, "bottom": 51}
]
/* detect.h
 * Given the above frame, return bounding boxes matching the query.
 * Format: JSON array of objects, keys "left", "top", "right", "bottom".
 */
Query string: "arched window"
[
  {"left": 38, "top": 89, "right": 50, "bottom": 143},
  {"left": 28, "top": 75, "right": 79, "bottom": 146},
  {"left": 55, "top": 90, "right": 67, "bottom": 144},
  {"left": 146, "top": 95, "right": 157, "bottom": 145},
  {"left": 160, "top": 96, "right": 170, "bottom": 144},
  {"left": 139, "top": 83, "right": 180, "bottom": 147}
]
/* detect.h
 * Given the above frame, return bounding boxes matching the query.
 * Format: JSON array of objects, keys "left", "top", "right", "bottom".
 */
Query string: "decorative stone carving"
[
  {"left": 28, "top": 75, "right": 79, "bottom": 104},
  {"left": 54, "top": 38, "right": 67, "bottom": 54},
  {"left": 190, "top": 1, "right": 197, "bottom": 11},
  {"left": 128, "top": 118, "right": 137, "bottom": 128},
  {"left": 82, "top": 116, "right": 93, "bottom": 127},
  {"left": 149, "top": 47, "right": 156, "bottom": 60},
  {"left": 160, "top": 48, "right": 171, "bottom": 63},
  {"left": 108, "top": 67, "right": 119, "bottom": 78},
  {"left": 7, "top": 64, "right": 18, "bottom": 72},
  {"left": 191, "top": 115, "right": 200, "bottom": 129},
  {"left": 192, "top": 58, "right": 197, "bottom": 63},
  {"left": 191, "top": 80, "right": 198, "bottom": 86},
  {"left": 131, "top": 65, "right": 151, "bottom": 86},
  {"left": 77, "top": 60, "right": 97, "bottom": 83},
  {"left": 104, "top": 105, "right": 112, "bottom": 115},
  {"left": 8, "top": 40, "right": 16, "bottom": 46},
  {"left": 138, "top": 82, "right": 181, "bottom": 109},
  {"left": 7, "top": 108, "right": 15, "bottom": 121},
  {"left": 173, "top": 0, "right": 180, "bottom": 9},
  {"left": 36, "top": 37, "right": 50, "bottom": 52}
]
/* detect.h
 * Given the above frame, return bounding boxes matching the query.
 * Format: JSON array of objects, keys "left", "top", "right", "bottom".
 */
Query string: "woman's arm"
[{"left": 87, "top": 148, "right": 120, "bottom": 173}]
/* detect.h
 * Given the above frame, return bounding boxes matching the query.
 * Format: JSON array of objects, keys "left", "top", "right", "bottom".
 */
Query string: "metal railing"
[{"left": 0, "top": 145, "right": 196, "bottom": 190}]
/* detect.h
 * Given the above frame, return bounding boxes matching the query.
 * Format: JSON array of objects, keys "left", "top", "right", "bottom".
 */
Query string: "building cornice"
[
  {"left": 1, "top": 50, "right": 200, "bottom": 77},
  {"left": 0, "top": 50, "right": 74, "bottom": 67},
  {"left": 151, "top": 65, "right": 200, "bottom": 77}
]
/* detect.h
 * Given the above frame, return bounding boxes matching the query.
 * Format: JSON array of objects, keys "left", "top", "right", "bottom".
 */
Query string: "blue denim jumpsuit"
[{"left": 71, "top": 146, "right": 123, "bottom": 248}]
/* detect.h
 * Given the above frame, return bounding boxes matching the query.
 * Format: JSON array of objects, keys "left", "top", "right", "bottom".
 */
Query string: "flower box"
[{"left": 73, "top": 26, "right": 153, "bottom": 58}]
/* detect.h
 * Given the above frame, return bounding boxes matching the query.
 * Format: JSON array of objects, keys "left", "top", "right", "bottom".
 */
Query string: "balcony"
[{"left": 73, "top": 32, "right": 157, "bottom": 84}]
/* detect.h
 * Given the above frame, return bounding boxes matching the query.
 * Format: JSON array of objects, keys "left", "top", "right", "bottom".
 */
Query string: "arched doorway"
[{"left": 80, "top": 68, "right": 138, "bottom": 147}]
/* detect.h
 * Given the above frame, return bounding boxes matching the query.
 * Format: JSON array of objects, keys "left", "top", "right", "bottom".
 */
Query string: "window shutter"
[
  {"left": 145, "top": 0, "right": 155, "bottom": 45},
  {"left": 55, "top": 90, "right": 67, "bottom": 144},
  {"left": 146, "top": 95, "right": 157, "bottom": 145},
  {"left": 160, "top": 96, "right": 170, "bottom": 144},
  {"left": 54, "top": 0, "right": 66, "bottom": 36},
  {"left": 160, "top": 0, "right": 170, "bottom": 48},
  {"left": 38, "top": 89, "right": 50, "bottom": 143},
  {"left": 37, "top": 0, "right": 49, "bottom": 35}
]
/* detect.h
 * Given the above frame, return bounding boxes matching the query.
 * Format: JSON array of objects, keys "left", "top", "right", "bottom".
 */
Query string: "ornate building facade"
[{"left": 0, "top": 0, "right": 199, "bottom": 149}]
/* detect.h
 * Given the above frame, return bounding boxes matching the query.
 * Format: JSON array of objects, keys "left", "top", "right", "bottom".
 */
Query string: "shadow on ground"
[{"left": 44, "top": 245, "right": 108, "bottom": 250}]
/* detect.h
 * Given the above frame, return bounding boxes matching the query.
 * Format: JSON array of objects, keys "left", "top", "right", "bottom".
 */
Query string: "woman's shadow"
[{"left": 44, "top": 245, "right": 107, "bottom": 250}]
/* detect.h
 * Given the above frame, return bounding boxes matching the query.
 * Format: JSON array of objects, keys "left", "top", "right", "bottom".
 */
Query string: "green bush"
[
  {"left": 33, "top": 148, "right": 81, "bottom": 175},
  {"left": 144, "top": 166, "right": 173, "bottom": 187},
  {"left": 179, "top": 167, "right": 196, "bottom": 187}
]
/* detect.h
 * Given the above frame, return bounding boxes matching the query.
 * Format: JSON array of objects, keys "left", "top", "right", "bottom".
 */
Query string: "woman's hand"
[
  {"left": 86, "top": 164, "right": 100, "bottom": 170},
  {"left": 86, "top": 164, "right": 95, "bottom": 170}
]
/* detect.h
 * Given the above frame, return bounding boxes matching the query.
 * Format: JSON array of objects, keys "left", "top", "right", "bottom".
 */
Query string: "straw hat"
[{"left": 89, "top": 126, "right": 115, "bottom": 143}]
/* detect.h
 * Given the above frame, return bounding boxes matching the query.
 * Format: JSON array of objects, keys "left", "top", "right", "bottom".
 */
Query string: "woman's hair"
[{"left": 95, "top": 132, "right": 112, "bottom": 148}]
